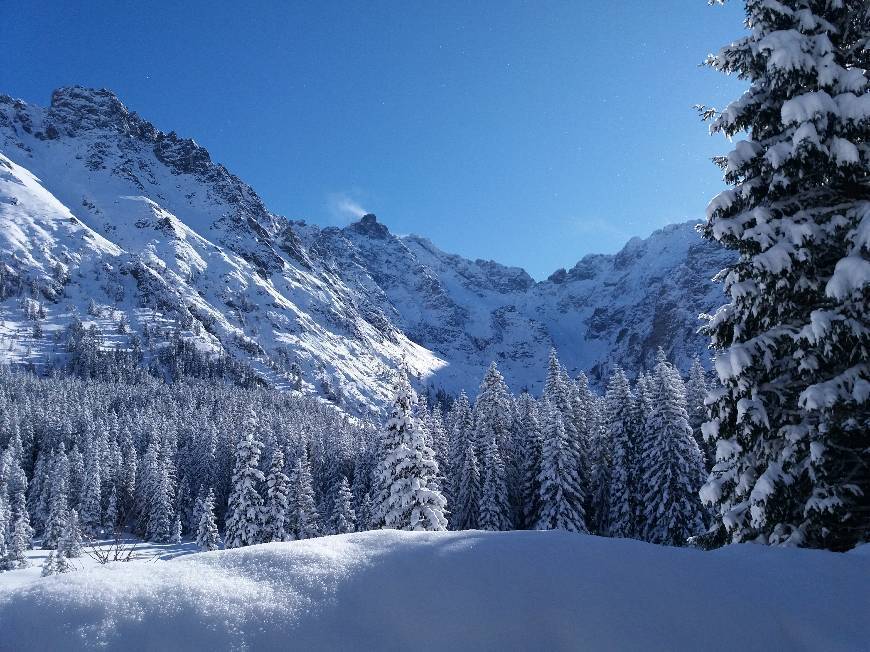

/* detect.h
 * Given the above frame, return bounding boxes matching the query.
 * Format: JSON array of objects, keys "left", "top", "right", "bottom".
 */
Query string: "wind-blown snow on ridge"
[
  {"left": 1, "top": 87, "right": 732, "bottom": 406},
  {"left": 1, "top": 530, "right": 867, "bottom": 651}
]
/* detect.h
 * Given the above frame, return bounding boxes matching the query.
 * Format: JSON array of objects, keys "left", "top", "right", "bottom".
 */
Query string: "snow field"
[{"left": 1, "top": 530, "right": 868, "bottom": 651}]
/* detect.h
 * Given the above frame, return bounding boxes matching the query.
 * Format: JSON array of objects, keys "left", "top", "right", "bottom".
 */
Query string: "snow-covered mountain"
[
  {"left": 300, "top": 213, "right": 734, "bottom": 393},
  {"left": 0, "top": 87, "right": 732, "bottom": 408}
]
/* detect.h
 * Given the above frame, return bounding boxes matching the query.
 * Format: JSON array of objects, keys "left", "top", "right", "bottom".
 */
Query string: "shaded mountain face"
[
  {"left": 0, "top": 87, "right": 731, "bottom": 409},
  {"left": 300, "top": 214, "right": 734, "bottom": 393}
]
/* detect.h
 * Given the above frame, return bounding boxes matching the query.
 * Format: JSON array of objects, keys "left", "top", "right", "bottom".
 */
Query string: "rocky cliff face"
[{"left": 0, "top": 87, "right": 732, "bottom": 408}]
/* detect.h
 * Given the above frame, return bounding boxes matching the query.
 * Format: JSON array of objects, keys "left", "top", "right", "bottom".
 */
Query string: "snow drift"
[{"left": 1, "top": 530, "right": 867, "bottom": 651}]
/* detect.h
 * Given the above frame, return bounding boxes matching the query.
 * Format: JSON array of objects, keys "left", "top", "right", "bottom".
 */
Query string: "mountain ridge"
[{"left": 0, "top": 87, "right": 732, "bottom": 408}]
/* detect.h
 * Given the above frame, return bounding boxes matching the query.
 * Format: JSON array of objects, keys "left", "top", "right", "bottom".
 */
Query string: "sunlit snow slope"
[
  {"left": 0, "top": 88, "right": 442, "bottom": 413},
  {"left": 0, "top": 530, "right": 867, "bottom": 651}
]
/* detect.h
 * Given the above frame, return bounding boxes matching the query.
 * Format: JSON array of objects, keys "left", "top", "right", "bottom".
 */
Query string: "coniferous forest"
[{"left": 0, "top": 346, "right": 717, "bottom": 568}]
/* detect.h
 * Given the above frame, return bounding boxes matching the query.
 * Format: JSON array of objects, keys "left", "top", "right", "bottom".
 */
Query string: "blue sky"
[{"left": 1, "top": 1, "right": 746, "bottom": 279}]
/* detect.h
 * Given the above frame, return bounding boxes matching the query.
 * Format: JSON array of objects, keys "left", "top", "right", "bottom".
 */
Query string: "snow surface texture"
[
  {"left": 1, "top": 530, "right": 867, "bottom": 651},
  {"left": 0, "top": 88, "right": 733, "bottom": 410}
]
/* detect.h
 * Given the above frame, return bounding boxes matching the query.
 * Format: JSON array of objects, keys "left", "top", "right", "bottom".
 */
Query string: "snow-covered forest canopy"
[{"left": 0, "top": 346, "right": 715, "bottom": 569}]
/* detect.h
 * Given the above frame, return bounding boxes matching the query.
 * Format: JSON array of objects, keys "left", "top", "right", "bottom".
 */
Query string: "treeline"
[{"left": 9, "top": 308, "right": 266, "bottom": 388}]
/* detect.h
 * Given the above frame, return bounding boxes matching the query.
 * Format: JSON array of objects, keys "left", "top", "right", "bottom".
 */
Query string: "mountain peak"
[
  {"left": 349, "top": 212, "right": 390, "bottom": 239},
  {"left": 51, "top": 86, "right": 123, "bottom": 109},
  {"left": 46, "top": 86, "right": 153, "bottom": 139}
]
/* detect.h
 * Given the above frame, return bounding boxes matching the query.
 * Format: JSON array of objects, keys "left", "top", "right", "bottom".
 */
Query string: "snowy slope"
[
  {"left": 1, "top": 530, "right": 867, "bottom": 651},
  {"left": 0, "top": 88, "right": 443, "bottom": 412},
  {"left": 0, "top": 87, "right": 732, "bottom": 406}
]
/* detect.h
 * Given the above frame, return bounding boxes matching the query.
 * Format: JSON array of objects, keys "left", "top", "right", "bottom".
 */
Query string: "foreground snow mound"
[{"left": 1, "top": 531, "right": 867, "bottom": 651}]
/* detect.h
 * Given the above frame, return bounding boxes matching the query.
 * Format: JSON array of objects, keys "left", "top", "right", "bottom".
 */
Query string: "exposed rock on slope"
[{"left": 302, "top": 214, "right": 733, "bottom": 391}]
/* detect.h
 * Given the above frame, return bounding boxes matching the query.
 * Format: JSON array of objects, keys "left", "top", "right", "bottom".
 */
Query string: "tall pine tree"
[
  {"left": 640, "top": 355, "right": 706, "bottom": 546},
  {"left": 699, "top": 0, "right": 870, "bottom": 550},
  {"left": 454, "top": 442, "right": 481, "bottom": 530},
  {"left": 479, "top": 438, "right": 511, "bottom": 531},
  {"left": 375, "top": 373, "right": 447, "bottom": 531},
  {"left": 224, "top": 421, "right": 265, "bottom": 549},
  {"left": 288, "top": 447, "right": 321, "bottom": 540},
  {"left": 536, "top": 401, "right": 588, "bottom": 533},
  {"left": 603, "top": 367, "right": 638, "bottom": 538},
  {"left": 330, "top": 475, "right": 357, "bottom": 535},
  {"left": 197, "top": 487, "right": 221, "bottom": 551},
  {"left": 262, "top": 448, "right": 291, "bottom": 543}
]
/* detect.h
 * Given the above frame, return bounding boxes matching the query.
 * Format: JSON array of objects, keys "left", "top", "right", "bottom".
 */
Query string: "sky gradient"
[{"left": 1, "top": 1, "right": 747, "bottom": 279}]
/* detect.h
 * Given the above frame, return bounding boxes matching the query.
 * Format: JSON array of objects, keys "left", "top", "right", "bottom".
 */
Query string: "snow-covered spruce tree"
[
  {"left": 375, "top": 373, "right": 448, "bottom": 531},
  {"left": 473, "top": 363, "right": 515, "bottom": 510},
  {"left": 197, "top": 488, "right": 220, "bottom": 551},
  {"left": 603, "top": 367, "right": 638, "bottom": 539},
  {"left": 454, "top": 442, "right": 481, "bottom": 530},
  {"left": 288, "top": 447, "right": 321, "bottom": 539},
  {"left": 352, "top": 441, "right": 377, "bottom": 531},
  {"left": 426, "top": 404, "right": 450, "bottom": 491},
  {"left": 415, "top": 394, "right": 431, "bottom": 447},
  {"left": 188, "top": 427, "right": 217, "bottom": 511},
  {"left": 27, "top": 448, "right": 48, "bottom": 533},
  {"left": 43, "top": 445, "right": 70, "bottom": 549},
  {"left": 330, "top": 475, "right": 357, "bottom": 535},
  {"left": 105, "top": 486, "right": 118, "bottom": 535},
  {"left": 4, "top": 469, "right": 32, "bottom": 569},
  {"left": 175, "top": 478, "right": 194, "bottom": 537},
  {"left": 446, "top": 391, "right": 474, "bottom": 527},
  {"left": 685, "top": 355, "right": 712, "bottom": 468},
  {"left": 60, "top": 509, "right": 83, "bottom": 558},
  {"left": 570, "top": 371, "right": 595, "bottom": 485},
  {"left": 67, "top": 444, "right": 84, "bottom": 510},
  {"left": 170, "top": 516, "right": 183, "bottom": 544},
  {"left": 191, "top": 488, "right": 205, "bottom": 535},
  {"left": 515, "top": 392, "right": 543, "bottom": 530},
  {"left": 588, "top": 391, "right": 612, "bottom": 535},
  {"left": 479, "top": 438, "right": 512, "bottom": 531},
  {"left": 0, "top": 493, "right": 10, "bottom": 571},
  {"left": 41, "top": 550, "right": 57, "bottom": 577},
  {"left": 699, "top": 0, "right": 870, "bottom": 550},
  {"left": 543, "top": 351, "right": 589, "bottom": 513},
  {"left": 536, "top": 401, "right": 588, "bottom": 533},
  {"left": 357, "top": 492, "right": 374, "bottom": 532},
  {"left": 262, "top": 448, "right": 291, "bottom": 543},
  {"left": 79, "top": 444, "right": 102, "bottom": 534},
  {"left": 117, "top": 430, "right": 138, "bottom": 520},
  {"left": 7, "top": 509, "right": 32, "bottom": 569},
  {"left": 148, "top": 458, "right": 174, "bottom": 543},
  {"left": 136, "top": 437, "right": 161, "bottom": 536},
  {"left": 0, "top": 448, "right": 12, "bottom": 495},
  {"left": 7, "top": 456, "right": 33, "bottom": 561},
  {"left": 223, "top": 425, "right": 265, "bottom": 549},
  {"left": 54, "top": 549, "right": 72, "bottom": 574},
  {"left": 640, "top": 355, "right": 707, "bottom": 546},
  {"left": 41, "top": 540, "right": 72, "bottom": 575}
]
